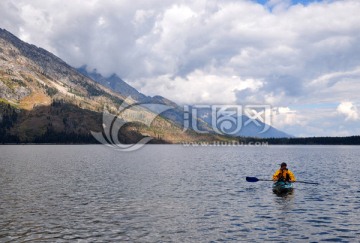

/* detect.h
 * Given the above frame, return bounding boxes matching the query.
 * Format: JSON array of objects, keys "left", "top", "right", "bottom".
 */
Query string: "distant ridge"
[
  {"left": 77, "top": 66, "right": 292, "bottom": 138},
  {"left": 240, "top": 136, "right": 360, "bottom": 145},
  {"left": 77, "top": 65, "right": 148, "bottom": 102}
]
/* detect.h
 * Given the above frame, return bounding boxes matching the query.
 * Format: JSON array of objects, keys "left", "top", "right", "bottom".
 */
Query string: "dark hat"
[{"left": 280, "top": 162, "right": 287, "bottom": 167}]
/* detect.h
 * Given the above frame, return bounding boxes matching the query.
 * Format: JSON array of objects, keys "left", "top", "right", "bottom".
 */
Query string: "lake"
[{"left": 0, "top": 145, "right": 359, "bottom": 242}]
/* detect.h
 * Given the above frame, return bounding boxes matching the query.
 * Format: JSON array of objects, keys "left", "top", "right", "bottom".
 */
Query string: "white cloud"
[
  {"left": 270, "top": 105, "right": 360, "bottom": 137},
  {"left": 277, "top": 107, "right": 295, "bottom": 114},
  {"left": 1, "top": 0, "right": 360, "bottom": 136},
  {"left": 337, "top": 101, "right": 359, "bottom": 121},
  {"left": 309, "top": 66, "right": 360, "bottom": 88},
  {"left": 272, "top": 106, "right": 306, "bottom": 129},
  {"left": 135, "top": 69, "right": 264, "bottom": 105}
]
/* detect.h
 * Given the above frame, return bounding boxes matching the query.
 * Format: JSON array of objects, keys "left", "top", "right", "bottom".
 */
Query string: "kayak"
[{"left": 272, "top": 181, "right": 294, "bottom": 194}]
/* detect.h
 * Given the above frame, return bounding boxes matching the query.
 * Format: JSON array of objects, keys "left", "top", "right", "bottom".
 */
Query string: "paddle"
[{"left": 246, "top": 177, "right": 319, "bottom": 185}]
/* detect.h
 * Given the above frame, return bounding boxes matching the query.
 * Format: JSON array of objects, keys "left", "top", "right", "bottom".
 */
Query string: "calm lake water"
[{"left": 0, "top": 145, "right": 359, "bottom": 242}]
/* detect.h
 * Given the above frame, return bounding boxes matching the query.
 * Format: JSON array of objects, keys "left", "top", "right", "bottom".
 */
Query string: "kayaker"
[{"left": 272, "top": 162, "right": 296, "bottom": 182}]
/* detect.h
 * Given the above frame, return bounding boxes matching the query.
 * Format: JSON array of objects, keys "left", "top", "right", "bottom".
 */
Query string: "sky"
[{"left": 1, "top": 0, "right": 360, "bottom": 137}]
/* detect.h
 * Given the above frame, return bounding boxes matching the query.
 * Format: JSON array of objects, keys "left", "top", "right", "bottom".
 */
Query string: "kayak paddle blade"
[{"left": 246, "top": 177, "right": 259, "bottom": 182}]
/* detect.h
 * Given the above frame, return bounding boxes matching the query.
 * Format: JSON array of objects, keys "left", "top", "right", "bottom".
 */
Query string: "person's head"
[{"left": 280, "top": 162, "right": 287, "bottom": 169}]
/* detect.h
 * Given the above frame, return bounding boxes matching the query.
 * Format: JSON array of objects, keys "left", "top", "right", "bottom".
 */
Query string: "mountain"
[
  {"left": 198, "top": 112, "right": 291, "bottom": 138},
  {"left": 77, "top": 67, "right": 212, "bottom": 132},
  {"left": 77, "top": 65, "right": 149, "bottom": 102},
  {"left": 0, "top": 27, "right": 290, "bottom": 143},
  {"left": 78, "top": 68, "right": 291, "bottom": 138},
  {"left": 0, "top": 28, "right": 231, "bottom": 144}
]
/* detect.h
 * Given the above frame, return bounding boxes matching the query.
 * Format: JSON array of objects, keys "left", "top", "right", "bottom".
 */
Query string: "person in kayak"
[{"left": 272, "top": 162, "right": 296, "bottom": 182}]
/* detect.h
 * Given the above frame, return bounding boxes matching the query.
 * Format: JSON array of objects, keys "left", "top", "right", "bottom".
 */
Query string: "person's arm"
[
  {"left": 272, "top": 170, "right": 279, "bottom": 181},
  {"left": 289, "top": 170, "right": 296, "bottom": 182}
]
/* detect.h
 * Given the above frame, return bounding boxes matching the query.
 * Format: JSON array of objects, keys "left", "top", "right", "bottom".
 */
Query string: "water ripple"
[{"left": 1, "top": 145, "right": 360, "bottom": 242}]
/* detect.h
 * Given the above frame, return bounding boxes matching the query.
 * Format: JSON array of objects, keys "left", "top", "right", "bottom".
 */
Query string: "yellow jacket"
[{"left": 272, "top": 169, "right": 296, "bottom": 182}]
